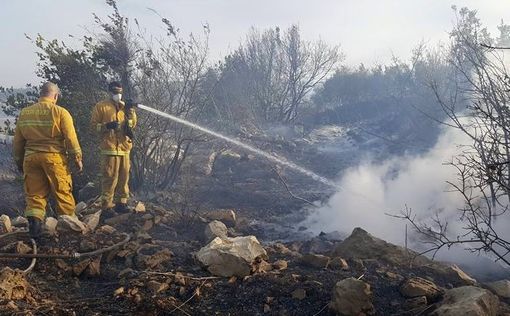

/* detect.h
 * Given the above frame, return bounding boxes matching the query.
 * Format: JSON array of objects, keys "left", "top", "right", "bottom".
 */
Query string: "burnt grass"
[{"left": 0, "top": 201, "right": 470, "bottom": 316}]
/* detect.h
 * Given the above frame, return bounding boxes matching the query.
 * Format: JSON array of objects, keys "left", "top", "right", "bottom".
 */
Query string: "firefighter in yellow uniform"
[
  {"left": 90, "top": 82, "right": 137, "bottom": 214},
  {"left": 12, "top": 82, "right": 83, "bottom": 238}
]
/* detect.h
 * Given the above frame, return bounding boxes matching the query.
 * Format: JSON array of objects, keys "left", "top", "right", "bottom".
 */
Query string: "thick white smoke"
[{"left": 304, "top": 125, "right": 470, "bottom": 245}]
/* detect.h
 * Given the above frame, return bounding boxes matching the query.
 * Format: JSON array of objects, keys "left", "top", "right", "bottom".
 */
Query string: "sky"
[{"left": 0, "top": 0, "right": 509, "bottom": 87}]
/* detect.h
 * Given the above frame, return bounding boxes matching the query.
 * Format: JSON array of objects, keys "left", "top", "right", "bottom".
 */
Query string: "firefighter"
[
  {"left": 13, "top": 82, "right": 83, "bottom": 238},
  {"left": 90, "top": 81, "right": 137, "bottom": 215}
]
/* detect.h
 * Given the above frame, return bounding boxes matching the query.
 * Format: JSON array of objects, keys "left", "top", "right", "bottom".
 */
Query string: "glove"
[
  {"left": 125, "top": 99, "right": 139, "bottom": 111},
  {"left": 105, "top": 121, "right": 119, "bottom": 130}
]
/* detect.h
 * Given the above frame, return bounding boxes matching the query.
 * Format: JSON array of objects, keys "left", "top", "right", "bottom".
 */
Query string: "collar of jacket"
[{"left": 38, "top": 97, "right": 57, "bottom": 104}]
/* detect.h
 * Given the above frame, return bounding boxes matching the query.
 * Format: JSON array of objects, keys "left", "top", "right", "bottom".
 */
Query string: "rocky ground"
[{"left": 0, "top": 200, "right": 509, "bottom": 316}]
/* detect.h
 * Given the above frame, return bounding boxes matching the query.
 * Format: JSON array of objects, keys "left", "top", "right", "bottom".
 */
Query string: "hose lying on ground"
[
  {"left": 23, "top": 238, "right": 37, "bottom": 274},
  {"left": 0, "top": 233, "right": 131, "bottom": 259}
]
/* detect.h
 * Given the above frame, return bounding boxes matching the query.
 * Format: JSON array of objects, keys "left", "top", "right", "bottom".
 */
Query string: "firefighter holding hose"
[
  {"left": 90, "top": 81, "right": 137, "bottom": 216},
  {"left": 12, "top": 82, "right": 83, "bottom": 238}
]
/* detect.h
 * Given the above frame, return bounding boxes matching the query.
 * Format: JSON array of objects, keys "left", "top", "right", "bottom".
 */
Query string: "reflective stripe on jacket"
[
  {"left": 90, "top": 99, "right": 137, "bottom": 156},
  {"left": 12, "top": 97, "right": 82, "bottom": 165}
]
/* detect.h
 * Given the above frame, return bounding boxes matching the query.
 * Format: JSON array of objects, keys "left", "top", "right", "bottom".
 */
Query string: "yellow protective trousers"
[
  {"left": 23, "top": 153, "right": 75, "bottom": 220},
  {"left": 101, "top": 154, "right": 130, "bottom": 209}
]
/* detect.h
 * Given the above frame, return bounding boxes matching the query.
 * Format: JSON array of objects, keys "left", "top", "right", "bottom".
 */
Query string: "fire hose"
[{"left": 0, "top": 232, "right": 131, "bottom": 274}]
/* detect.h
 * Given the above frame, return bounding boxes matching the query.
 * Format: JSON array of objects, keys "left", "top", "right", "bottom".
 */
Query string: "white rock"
[
  {"left": 204, "top": 220, "right": 228, "bottom": 242},
  {"left": 0, "top": 215, "right": 12, "bottom": 233},
  {"left": 10, "top": 217, "right": 28, "bottom": 227},
  {"left": 203, "top": 209, "right": 236, "bottom": 225},
  {"left": 56, "top": 215, "right": 87, "bottom": 234},
  {"left": 431, "top": 286, "right": 499, "bottom": 316},
  {"left": 196, "top": 236, "right": 267, "bottom": 277},
  {"left": 44, "top": 217, "right": 58, "bottom": 235},
  {"left": 83, "top": 211, "right": 102, "bottom": 232},
  {"left": 486, "top": 280, "right": 510, "bottom": 298},
  {"left": 330, "top": 277, "right": 375, "bottom": 316},
  {"left": 134, "top": 202, "right": 146, "bottom": 213}
]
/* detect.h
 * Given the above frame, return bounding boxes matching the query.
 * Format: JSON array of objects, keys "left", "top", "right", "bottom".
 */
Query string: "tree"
[
  {"left": 400, "top": 7, "right": 510, "bottom": 266},
  {"left": 213, "top": 25, "right": 342, "bottom": 125}
]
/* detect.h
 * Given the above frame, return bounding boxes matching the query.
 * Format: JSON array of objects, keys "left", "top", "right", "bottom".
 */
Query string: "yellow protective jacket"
[
  {"left": 12, "top": 97, "right": 82, "bottom": 167},
  {"left": 90, "top": 99, "right": 137, "bottom": 156}
]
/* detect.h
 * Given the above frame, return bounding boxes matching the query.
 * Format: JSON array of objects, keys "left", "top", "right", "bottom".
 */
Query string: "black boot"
[
  {"left": 27, "top": 217, "right": 42, "bottom": 239},
  {"left": 102, "top": 207, "right": 118, "bottom": 219},
  {"left": 114, "top": 203, "right": 131, "bottom": 214}
]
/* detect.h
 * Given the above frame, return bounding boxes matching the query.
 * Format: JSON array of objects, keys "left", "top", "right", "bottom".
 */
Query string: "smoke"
[
  {"left": 303, "top": 123, "right": 510, "bottom": 278},
  {"left": 304, "top": 125, "right": 470, "bottom": 245}
]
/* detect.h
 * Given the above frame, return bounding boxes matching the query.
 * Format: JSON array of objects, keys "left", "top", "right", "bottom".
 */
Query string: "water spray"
[{"left": 137, "top": 104, "right": 339, "bottom": 189}]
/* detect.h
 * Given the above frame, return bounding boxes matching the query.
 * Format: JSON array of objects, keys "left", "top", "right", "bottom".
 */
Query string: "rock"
[
  {"left": 147, "top": 280, "right": 169, "bottom": 294},
  {"left": 10, "top": 217, "right": 28, "bottom": 227},
  {"left": 196, "top": 236, "right": 268, "bottom": 277},
  {"left": 137, "top": 248, "right": 172, "bottom": 269},
  {"left": 485, "top": 280, "right": 510, "bottom": 298},
  {"left": 1, "top": 242, "right": 31, "bottom": 254},
  {"left": 83, "top": 210, "right": 101, "bottom": 232},
  {"left": 300, "top": 237, "right": 336, "bottom": 254},
  {"left": 73, "top": 259, "right": 91, "bottom": 276},
  {"left": 334, "top": 228, "right": 476, "bottom": 286},
  {"left": 55, "top": 259, "right": 71, "bottom": 272},
  {"left": 449, "top": 264, "right": 476, "bottom": 285},
  {"left": 104, "top": 213, "right": 131, "bottom": 226},
  {"left": 403, "top": 296, "right": 427, "bottom": 311},
  {"left": 134, "top": 202, "right": 146, "bottom": 213},
  {"left": 263, "top": 304, "right": 271, "bottom": 313},
  {"left": 97, "top": 225, "right": 116, "bottom": 234},
  {"left": 79, "top": 240, "right": 96, "bottom": 252},
  {"left": 330, "top": 257, "right": 349, "bottom": 270},
  {"left": 350, "top": 258, "right": 365, "bottom": 271},
  {"left": 0, "top": 268, "right": 29, "bottom": 300},
  {"left": 75, "top": 201, "right": 87, "bottom": 214},
  {"left": 86, "top": 256, "right": 101, "bottom": 276},
  {"left": 431, "top": 286, "right": 499, "bottom": 316},
  {"left": 203, "top": 209, "right": 236, "bottom": 225},
  {"left": 141, "top": 220, "right": 153, "bottom": 231},
  {"left": 57, "top": 215, "right": 87, "bottom": 234},
  {"left": 0, "top": 215, "right": 12, "bottom": 233},
  {"left": 301, "top": 254, "right": 331, "bottom": 269},
  {"left": 273, "top": 260, "right": 288, "bottom": 270},
  {"left": 292, "top": 288, "right": 306, "bottom": 300},
  {"left": 400, "top": 277, "right": 443, "bottom": 301},
  {"left": 330, "top": 277, "right": 375, "bottom": 316},
  {"left": 204, "top": 220, "right": 228, "bottom": 242},
  {"left": 253, "top": 259, "right": 273, "bottom": 273},
  {"left": 44, "top": 217, "right": 58, "bottom": 235}
]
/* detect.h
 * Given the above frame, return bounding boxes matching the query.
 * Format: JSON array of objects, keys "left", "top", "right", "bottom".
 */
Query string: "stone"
[
  {"left": 400, "top": 277, "right": 443, "bottom": 301},
  {"left": 330, "top": 277, "right": 375, "bottom": 316},
  {"left": 0, "top": 215, "right": 12, "bottom": 233},
  {"left": 86, "top": 256, "right": 101, "bottom": 276},
  {"left": 79, "top": 240, "right": 96, "bottom": 252},
  {"left": 97, "top": 225, "right": 116, "bottom": 234},
  {"left": 196, "top": 236, "right": 268, "bottom": 277},
  {"left": 485, "top": 280, "right": 510, "bottom": 298},
  {"left": 10, "top": 217, "right": 28, "bottom": 227},
  {"left": 253, "top": 259, "right": 273, "bottom": 273},
  {"left": 403, "top": 296, "right": 427, "bottom": 311},
  {"left": 273, "top": 260, "right": 288, "bottom": 270},
  {"left": 147, "top": 280, "right": 169, "bottom": 294},
  {"left": 449, "top": 264, "right": 476, "bottom": 285},
  {"left": 141, "top": 220, "right": 153, "bottom": 232},
  {"left": 57, "top": 215, "right": 87, "bottom": 234},
  {"left": 0, "top": 268, "right": 29, "bottom": 300},
  {"left": 431, "top": 286, "right": 499, "bottom": 316},
  {"left": 137, "top": 248, "right": 172, "bottom": 269},
  {"left": 330, "top": 257, "right": 349, "bottom": 270},
  {"left": 75, "top": 201, "right": 87, "bottom": 214},
  {"left": 83, "top": 210, "right": 101, "bottom": 232},
  {"left": 104, "top": 213, "right": 131, "bottom": 226},
  {"left": 204, "top": 220, "right": 228, "bottom": 242},
  {"left": 55, "top": 259, "right": 71, "bottom": 272},
  {"left": 44, "top": 217, "right": 58, "bottom": 235},
  {"left": 203, "top": 209, "right": 236, "bottom": 225},
  {"left": 73, "top": 259, "right": 91, "bottom": 276},
  {"left": 263, "top": 304, "right": 271, "bottom": 313},
  {"left": 301, "top": 253, "right": 330, "bottom": 269},
  {"left": 134, "top": 202, "right": 146, "bottom": 213},
  {"left": 292, "top": 288, "right": 306, "bottom": 300}
]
